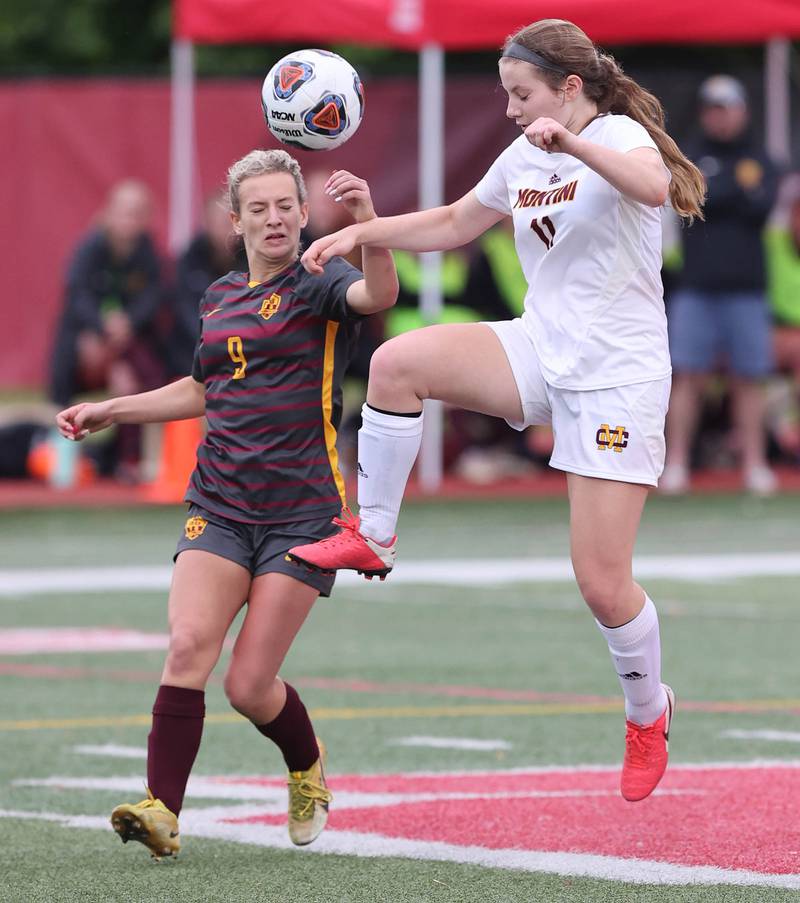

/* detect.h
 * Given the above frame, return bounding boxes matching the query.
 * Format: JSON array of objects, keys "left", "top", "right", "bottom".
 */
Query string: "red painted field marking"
[{"left": 222, "top": 764, "right": 800, "bottom": 876}]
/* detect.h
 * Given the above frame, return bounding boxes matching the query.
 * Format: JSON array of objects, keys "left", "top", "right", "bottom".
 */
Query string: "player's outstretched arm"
[
  {"left": 56, "top": 376, "right": 206, "bottom": 441},
  {"left": 301, "top": 191, "right": 504, "bottom": 275}
]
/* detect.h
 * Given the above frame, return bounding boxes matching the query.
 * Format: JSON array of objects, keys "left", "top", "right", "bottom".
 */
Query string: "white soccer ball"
[{"left": 261, "top": 49, "right": 365, "bottom": 152}]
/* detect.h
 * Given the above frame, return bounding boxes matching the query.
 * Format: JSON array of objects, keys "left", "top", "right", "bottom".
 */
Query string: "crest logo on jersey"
[
  {"left": 259, "top": 293, "right": 282, "bottom": 320},
  {"left": 735, "top": 158, "right": 763, "bottom": 190},
  {"left": 596, "top": 424, "right": 629, "bottom": 453},
  {"left": 184, "top": 516, "right": 208, "bottom": 540}
]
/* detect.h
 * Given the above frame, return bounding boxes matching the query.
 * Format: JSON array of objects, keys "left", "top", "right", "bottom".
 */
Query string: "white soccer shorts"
[{"left": 486, "top": 318, "right": 671, "bottom": 487}]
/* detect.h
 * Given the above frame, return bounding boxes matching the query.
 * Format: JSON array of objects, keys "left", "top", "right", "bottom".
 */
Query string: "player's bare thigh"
[
  {"left": 161, "top": 549, "right": 251, "bottom": 688},
  {"left": 367, "top": 322, "right": 524, "bottom": 424}
]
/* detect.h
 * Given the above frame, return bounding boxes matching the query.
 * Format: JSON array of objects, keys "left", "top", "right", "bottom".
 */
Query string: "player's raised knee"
[{"left": 368, "top": 336, "right": 422, "bottom": 395}]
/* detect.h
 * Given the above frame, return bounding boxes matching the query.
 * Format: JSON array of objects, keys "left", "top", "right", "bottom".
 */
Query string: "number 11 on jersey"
[{"left": 531, "top": 216, "right": 556, "bottom": 250}]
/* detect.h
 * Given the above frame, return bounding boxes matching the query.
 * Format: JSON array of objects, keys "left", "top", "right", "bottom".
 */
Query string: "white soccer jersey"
[{"left": 474, "top": 114, "right": 671, "bottom": 390}]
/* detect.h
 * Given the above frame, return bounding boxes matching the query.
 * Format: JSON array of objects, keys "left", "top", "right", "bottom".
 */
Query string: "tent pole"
[
  {"left": 169, "top": 39, "right": 196, "bottom": 254},
  {"left": 418, "top": 43, "right": 445, "bottom": 492},
  {"left": 765, "top": 37, "right": 791, "bottom": 166}
]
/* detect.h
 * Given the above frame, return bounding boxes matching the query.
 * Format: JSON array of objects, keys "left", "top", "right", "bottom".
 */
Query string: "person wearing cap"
[{"left": 662, "top": 75, "right": 780, "bottom": 495}]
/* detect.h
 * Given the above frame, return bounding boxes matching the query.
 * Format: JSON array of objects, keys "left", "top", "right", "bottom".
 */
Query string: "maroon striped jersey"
[{"left": 187, "top": 257, "right": 363, "bottom": 524}]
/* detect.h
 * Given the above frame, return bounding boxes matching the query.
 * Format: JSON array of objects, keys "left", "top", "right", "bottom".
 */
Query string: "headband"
[{"left": 501, "top": 42, "right": 567, "bottom": 76}]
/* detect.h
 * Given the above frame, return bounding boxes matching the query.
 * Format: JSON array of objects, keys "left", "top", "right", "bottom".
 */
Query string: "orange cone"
[{"left": 142, "top": 417, "right": 203, "bottom": 503}]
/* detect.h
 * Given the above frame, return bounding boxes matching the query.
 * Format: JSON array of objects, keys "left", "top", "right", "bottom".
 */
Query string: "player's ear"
[
  {"left": 299, "top": 202, "right": 309, "bottom": 229},
  {"left": 230, "top": 210, "right": 243, "bottom": 235},
  {"left": 563, "top": 74, "right": 583, "bottom": 102}
]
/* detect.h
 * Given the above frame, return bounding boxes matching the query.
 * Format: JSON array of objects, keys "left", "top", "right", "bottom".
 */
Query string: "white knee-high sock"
[
  {"left": 356, "top": 403, "right": 424, "bottom": 544},
  {"left": 595, "top": 594, "right": 668, "bottom": 725}
]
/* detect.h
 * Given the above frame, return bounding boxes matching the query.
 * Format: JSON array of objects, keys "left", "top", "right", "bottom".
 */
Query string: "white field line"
[
  {"left": 0, "top": 802, "right": 796, "bottom": 888},
  {"left": 10, "top": 775, "right": 702, "bottom": 810},
  {"left": 382, "top": 758, "right": 800, "bottom": 779},
  {"left": 722, "top": 729, "right": 800, "bottom": 743},
  {"left": 0, "top": 628, "right": 168, "bottom": 655},
  {"left": 2, "top": 552, "right": 800, "bottom": 598},
  {"left": 41, "top": 758, "right": 800, "bottom": 789},
  {"left": 0, "top": 627, "right": 234, "bottom": 655},
  {"left": 390, "top": 736, "right": 512, "bottom": 751},
  {"left": 72, "top": 744, "right": 147, "bottom": 759}
]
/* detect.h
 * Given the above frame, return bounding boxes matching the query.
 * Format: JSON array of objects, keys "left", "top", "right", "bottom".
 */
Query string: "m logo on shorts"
[
  {"left": 596, "top": 424, "right": 629, "bottom": 452},
  {"left": 185, "top": 516, "right": 208, "bottom": 540},
  {"left": 259, "top": 293, "right": 282, "bottom": 321}
]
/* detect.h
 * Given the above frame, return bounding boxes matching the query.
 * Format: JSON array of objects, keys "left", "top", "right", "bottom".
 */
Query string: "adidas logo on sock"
[
  {"left": 548, "top": 173, "right": 561, "bottom": 185},
  {"left": 619, "top": 671, "right": 647, "bottom": 680},
  {"left": 357, "top": 463, "right": 368, "bottom": 478}
]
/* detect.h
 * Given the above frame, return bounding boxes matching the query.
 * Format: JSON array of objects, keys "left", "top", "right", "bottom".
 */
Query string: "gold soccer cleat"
[
  {"left": 110, "top": 789, "right": 180, "bottom": 860},
  {"left": 287, "top": 739, "right": 333, "bottom": 846}
]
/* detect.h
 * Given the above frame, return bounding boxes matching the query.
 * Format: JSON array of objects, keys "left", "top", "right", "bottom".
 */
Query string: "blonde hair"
[
  {"left": 226, "top": 149, "right": 307, "bottom": 214},
  {"left": 505, "top": 19, "right": 706, "bottom": 221}
]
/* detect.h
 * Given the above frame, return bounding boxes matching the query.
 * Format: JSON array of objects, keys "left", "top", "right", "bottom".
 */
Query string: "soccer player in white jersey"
[{"left": 289, "top": 18, "right": 706, "bottom": 802}]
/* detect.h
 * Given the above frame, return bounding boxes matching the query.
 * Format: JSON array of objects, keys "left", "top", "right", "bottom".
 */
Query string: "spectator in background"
[
  {"left": 49, "top": 179, "right": 164, "bottom": 480},
  {"left": 168, "top": 193, "right": 244, "bottom": 377},
  {"left": 765, "top": 175, "right": 800, "bottom": 460},
  {"left": 662, "top": 76, "right": 780, "bottom": 495}
]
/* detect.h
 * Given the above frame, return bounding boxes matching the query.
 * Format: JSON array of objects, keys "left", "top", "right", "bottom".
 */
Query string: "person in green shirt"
[{"left": 765, "top": 181, "right": 800, "bottom": 458}]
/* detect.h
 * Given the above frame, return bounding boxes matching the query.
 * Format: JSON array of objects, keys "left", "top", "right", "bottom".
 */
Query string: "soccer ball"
[{"left": 262, "top": 49, "right": 365, "bottom": 152}]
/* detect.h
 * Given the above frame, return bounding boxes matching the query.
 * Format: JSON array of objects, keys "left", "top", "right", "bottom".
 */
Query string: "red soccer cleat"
[
  {"left": 620, "top": 684, "right": 675, "bottom": 802},
  {"left": 286, "top": 509, "right": 396, "bottom": 580}
]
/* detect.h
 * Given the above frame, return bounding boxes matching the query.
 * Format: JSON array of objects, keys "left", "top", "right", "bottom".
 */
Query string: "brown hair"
[
  {"left": 226, "top": 149, "right": 307, "bottom": 215},
  {"left": 505, "top": 19, "right": 705, "bottom": 221}
]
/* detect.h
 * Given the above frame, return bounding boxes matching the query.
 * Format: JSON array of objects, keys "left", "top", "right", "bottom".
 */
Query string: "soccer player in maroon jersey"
[{"left": 55, "top": 149, "right": 399, "bottom": 859}]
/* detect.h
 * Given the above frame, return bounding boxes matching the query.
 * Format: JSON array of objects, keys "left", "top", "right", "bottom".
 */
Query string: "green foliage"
[
  {"left": 0, "top": 0, "right": 419, "bottom": 76},
  {"left": 0, "top": 0, "right": 171, "bottom": 75},
  {"left": 0, "top": 0, "right": 773, "bottom": 81}
]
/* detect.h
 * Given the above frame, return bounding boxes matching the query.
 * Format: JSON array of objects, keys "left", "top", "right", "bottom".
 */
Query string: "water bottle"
[{"left": 48, "top": 427, "right": 80, "bottom": 489}]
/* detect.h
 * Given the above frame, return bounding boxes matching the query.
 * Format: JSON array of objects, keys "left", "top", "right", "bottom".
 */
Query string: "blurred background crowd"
[{"left": 2, "top": 3, "right": 800, "bottom": 496}]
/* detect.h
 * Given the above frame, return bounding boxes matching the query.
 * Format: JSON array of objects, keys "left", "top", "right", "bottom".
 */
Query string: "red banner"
[
  {"left": 175, "top": 0, "right": 800, "bottom": 47},
  {"left": 0, "top": 77, "right": 515, "bottom": 389}
]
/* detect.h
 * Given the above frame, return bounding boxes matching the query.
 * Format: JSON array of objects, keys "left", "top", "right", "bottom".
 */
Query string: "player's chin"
[{"left": 263, "top": 238, "right": 296, "bottom": 258}]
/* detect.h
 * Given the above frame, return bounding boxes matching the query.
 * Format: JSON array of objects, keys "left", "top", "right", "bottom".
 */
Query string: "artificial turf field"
[{"left": 1, "top": 493, "right": 800, "bottom": 902}]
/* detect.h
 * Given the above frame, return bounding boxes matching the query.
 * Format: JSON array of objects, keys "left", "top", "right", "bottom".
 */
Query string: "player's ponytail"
[
  {"left": 594, "top": 54, "right": 706, "bottom": 222},
  {"left": 505, "top": 19, "right": 706, "bottom": 222}
]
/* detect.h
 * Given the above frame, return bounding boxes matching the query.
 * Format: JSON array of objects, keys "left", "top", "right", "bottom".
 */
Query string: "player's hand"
[
  {"left": 55, "top": 401, "right": 114, "bottom": 440},
  {"left": 524, "top": 118, "right": 580, "bottom": 156},
  {"left": 324, "top": 170, "right": 376, "bottom": 224},
  {"left": 301, "top": 226, "right": 358, "bottom": 275}
]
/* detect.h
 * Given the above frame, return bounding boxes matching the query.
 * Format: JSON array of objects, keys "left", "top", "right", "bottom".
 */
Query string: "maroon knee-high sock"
[
  {"left": 147, "top": 685, "right": 205, "bottom": 816},
  {"left": 254, "top": 682, "right": 319, "bottom": 772}
]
